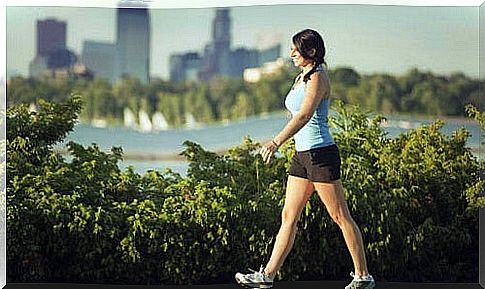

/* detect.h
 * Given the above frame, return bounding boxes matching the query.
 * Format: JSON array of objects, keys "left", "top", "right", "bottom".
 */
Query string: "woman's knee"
[
  {"left": 281, "top": 207, "right": 300, "bottom": 228},
  {"left": 328, "top": 208, "right": 353, "bottom": 227}
]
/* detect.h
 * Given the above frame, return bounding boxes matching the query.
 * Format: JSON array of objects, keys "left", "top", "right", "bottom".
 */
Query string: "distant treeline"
[{"left": 6, "top": 66, "right": 481, "bottom": 127}]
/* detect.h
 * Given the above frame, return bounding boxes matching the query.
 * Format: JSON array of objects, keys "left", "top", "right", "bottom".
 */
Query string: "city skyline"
[
  {"left": 170, "top": 8, "right": 282, "bottom": 83},
  {"left": 6, "top": 3, "right": 480, "bottom": 80}
]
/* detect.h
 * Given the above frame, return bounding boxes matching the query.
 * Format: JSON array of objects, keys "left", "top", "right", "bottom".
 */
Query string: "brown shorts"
[{"left": 289, "top": 144, "right": 341, "bottom": 182}]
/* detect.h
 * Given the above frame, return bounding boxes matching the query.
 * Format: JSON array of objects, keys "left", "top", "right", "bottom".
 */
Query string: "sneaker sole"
[
  {"left": 345, "top": 281, "right": 375, "bottom": 289},
  {"left": 235, "top": 277, "right": 273, "bottom": 289}
]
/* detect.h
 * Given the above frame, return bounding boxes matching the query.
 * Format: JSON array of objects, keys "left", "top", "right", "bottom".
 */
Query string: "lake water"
[{"left": 59, "top": 112, "right": 483, "bottom": 176}]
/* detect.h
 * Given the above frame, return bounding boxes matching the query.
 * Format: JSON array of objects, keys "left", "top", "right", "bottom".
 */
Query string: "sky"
[{"left": 4, "top": 1, "right": 482, "bottom": 80}]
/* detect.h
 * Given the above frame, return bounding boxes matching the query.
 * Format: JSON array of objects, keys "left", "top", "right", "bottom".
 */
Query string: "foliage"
[
  {"left": 6, "top": 96, "right": 483, "bottom": 284},
  {"left": 465, "top": 103, "right": 485, "bottom": 201},
  {"left": 465, "top": 104, "right": 485, "bottom": 128},
  {"left": 7, "top": 67, "right": 481, "bottom": 128},
  {"left": 329, "top": 100, "right": 483, "bottom": 281}
]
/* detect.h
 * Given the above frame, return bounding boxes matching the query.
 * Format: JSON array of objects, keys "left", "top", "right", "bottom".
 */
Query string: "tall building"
[
  {"left": 36, "top": 19, "right": 66, "bottom": 56},
  {"left": 199, "top": 9, "right": 232, "bottom": 82},
  {"left": 29, "top": 18, "right": 77, "bottom": 78},
  {"left": 212, "top": 9, "right": 231, "bottom": 52},
  {"left": 115, "top": 1, "right": 151, "bottom": 84},
  {"left": 81, "top": 41, "right": 116, "bottom": 82}
]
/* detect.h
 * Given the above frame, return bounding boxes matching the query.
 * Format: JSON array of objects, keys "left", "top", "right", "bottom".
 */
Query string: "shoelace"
[{"left": 248, "top": 265, "right": 265, "bottom": 274}]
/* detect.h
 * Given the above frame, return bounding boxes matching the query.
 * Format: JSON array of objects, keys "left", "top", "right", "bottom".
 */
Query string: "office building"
[
  {"left": 81, "top": 41, "right": 116, "bottom": 82},
  {"left": 36, "top": 19, "right": 66, "bottom": 56},
  {"left": 170, "top": 53, "right": 202, "bottom": 83},
  {"left": 29, "top": 18, "right": 78, "bottom": 78},
  {"left": 115, "top": 1, "right": 151, "bottom": 83}
]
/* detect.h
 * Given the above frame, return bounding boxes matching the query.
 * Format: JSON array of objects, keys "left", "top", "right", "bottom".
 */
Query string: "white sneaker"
[
  {"left": 235, "top": 265, "right": 274, "bottom": 288},
  {"left": 345, "top": 272, "right": 375, "bottom": 289}
]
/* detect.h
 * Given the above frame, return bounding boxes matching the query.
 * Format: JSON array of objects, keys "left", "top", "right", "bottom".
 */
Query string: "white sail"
[
  {"left": 138, "top": 110, "right": 152, "bottom": 133},
  {"left": 152, "top": 112, "right": 169, "bottom": 131},
  {"left": 123, "top": 107, "right": 137, "bottom": 129},
  {"left": 185, "top": 112, "right": 199, "bottom": 130}
]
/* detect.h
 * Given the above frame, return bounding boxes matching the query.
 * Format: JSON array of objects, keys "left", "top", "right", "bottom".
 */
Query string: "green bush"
[{"left": 6, "top": 96, "right": 483, "bottom": 284}]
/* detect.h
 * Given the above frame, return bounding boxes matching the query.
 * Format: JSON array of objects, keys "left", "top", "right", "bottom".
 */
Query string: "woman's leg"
[
  {"left": 314, "top": 179, "right": 369, "bottom": 277},
  {"left": 263, "top": 175, "right": 315, "bottom": 278}
]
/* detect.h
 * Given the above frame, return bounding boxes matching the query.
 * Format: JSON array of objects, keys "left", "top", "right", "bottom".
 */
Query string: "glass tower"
[
  {"left": 115, "top": 1, "right": 150, "bottom": 83},
  {"left": 37, "top": 19, "right": 66, "bottom": 56}
]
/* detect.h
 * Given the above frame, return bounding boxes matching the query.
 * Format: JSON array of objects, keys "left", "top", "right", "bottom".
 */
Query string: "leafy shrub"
[{"left": 6, "top": 96, "right": 483, "bottom": 284}]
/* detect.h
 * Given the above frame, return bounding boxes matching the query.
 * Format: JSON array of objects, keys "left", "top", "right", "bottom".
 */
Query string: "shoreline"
[{"left": 77, "top": 110, "right": 481, "bottom": 131}]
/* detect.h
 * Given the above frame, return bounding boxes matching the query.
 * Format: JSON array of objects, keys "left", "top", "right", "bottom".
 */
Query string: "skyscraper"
[
  {"left": 115, "top": 1, "right": 151, "bottom": 84},
  {"left": 36, "top": 19, "right": 66, "bottom": 56},
  {"left": 81, "top": 41, "right": 116, "bottom": 82},
  {"left": 199, "top": 8, "right": 231, "bottom": 81},
  {"left": 30, "top": 18, "right": 77, "bottom": 78},
  {"left": 212, "top": 9, "right": 231, "bottom": 54}
]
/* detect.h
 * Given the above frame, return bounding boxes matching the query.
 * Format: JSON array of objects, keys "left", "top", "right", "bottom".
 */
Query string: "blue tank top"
[{"left": 284, "top": 66, "right": 335, "bottom": 152}]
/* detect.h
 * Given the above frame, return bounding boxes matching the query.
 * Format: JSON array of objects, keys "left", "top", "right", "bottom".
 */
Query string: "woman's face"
[{"left": 289, "top": 44, "right": 313, "bottom": 68}]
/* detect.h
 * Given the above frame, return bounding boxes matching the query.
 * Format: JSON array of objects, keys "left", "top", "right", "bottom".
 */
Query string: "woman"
[{"left": 235, "top": 29, "right": 375, "bottom": 289}]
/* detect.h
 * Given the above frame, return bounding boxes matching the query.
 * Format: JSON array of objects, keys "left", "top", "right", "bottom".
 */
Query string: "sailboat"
[
  {"left": 152, "top": 112, "right": 170, "bottom": 131},
  {"left": 185, "top": 112, "right": 199, "bottom": 130},
  {"left": 124, "top": 107, "right": 137, "bottom": 130},
  {"left": 138, "top": 110, "right": 153, "bottom": 133}
]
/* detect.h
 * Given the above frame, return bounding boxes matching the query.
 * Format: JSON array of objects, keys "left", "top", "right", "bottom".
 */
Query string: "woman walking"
[{"left": 235, "top": 29, "right": 375, "bottom": 289}]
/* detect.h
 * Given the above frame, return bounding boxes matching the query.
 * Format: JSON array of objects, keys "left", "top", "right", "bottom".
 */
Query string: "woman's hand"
[{"left": 260, "top": 139, "right": 280, "bottom": 164}]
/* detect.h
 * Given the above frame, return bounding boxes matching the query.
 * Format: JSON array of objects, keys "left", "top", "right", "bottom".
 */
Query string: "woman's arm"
[{"left": 260, "top": 71, "right": 330, "bottom": 163}]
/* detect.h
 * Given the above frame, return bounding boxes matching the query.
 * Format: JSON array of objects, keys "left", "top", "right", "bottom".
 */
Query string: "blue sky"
[{"left": 6, "top": 2, "right": 480, "bottom": 79}]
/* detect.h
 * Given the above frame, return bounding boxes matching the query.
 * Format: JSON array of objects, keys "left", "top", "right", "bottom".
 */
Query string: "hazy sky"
[{"left": 6, "top": 3, "right": 480, "bottom": 79}]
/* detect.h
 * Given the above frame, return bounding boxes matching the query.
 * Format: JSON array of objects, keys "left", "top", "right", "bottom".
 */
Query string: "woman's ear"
[{"left": 309, "top": 48, "right": 316, "bottom": 57}]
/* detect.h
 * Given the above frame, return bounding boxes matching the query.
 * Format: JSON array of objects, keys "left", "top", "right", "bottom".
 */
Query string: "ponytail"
[
  {"left": 302, "top": 58, "right": 326, "bottom": 83},
  {"left": 292, "top": 29, "right": 327, "bottom": 83}
]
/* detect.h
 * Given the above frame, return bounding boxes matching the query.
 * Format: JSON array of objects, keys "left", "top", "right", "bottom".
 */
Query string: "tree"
[
  {"left": 330, "top": 67, "right": 361, "bottom": 86},
  {"left": 157, "top": 91, "right": 184, "bottom": 127},
  {"left": 231, "top": 91, "right": 256, "bottom": 120},
  {"left": 113, "top": 77, "right": 145, "bottom": 116},
  {"left": 184, "top": 85, "right": 215, "bottom": 123}
]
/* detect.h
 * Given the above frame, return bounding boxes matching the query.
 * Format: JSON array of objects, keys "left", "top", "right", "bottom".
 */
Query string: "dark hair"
[{"left": 292, "top": 29, "right": 327, "bottom": 83}]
